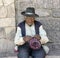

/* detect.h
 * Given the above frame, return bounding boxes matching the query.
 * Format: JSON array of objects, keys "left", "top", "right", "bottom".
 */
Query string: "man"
[{"left": 14, "top": 7, "right": 49, "bottom": 58}]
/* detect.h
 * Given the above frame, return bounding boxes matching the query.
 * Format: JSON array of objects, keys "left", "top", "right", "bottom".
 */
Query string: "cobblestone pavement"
[{"left": 1, "top": 56, "right": 60, "bottom": 58}]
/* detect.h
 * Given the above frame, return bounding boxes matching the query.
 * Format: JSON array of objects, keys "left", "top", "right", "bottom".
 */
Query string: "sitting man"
[{"left": 14, "top": 7, "right": 49, "bottom": 58}]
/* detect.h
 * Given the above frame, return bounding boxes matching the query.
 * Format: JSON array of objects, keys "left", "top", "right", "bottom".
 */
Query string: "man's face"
[{"left": 25, "top": 16, "right": 35, "bottom": 26}]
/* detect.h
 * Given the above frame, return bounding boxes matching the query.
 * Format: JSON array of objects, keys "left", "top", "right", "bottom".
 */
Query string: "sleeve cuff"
[
  {"left": 40, "top": 36, "right": 49, "bottom": 44},
  {"left": 14, "top": 37, "right": 25, "bottom": 45}
]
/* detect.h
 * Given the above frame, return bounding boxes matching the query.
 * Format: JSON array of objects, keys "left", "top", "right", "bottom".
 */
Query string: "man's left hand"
[{"left": 34, "top": 34, "right": 41, "bottom": 40}]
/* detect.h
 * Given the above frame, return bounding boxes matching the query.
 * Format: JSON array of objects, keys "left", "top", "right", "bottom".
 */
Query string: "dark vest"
[{"left": 18, "top": 20, "right": 42, "bottom": 37}]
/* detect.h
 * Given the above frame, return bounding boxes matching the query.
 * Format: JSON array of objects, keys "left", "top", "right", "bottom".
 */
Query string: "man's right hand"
[{"left": 23, "top": 36, "right": 32, "bottom": 42}]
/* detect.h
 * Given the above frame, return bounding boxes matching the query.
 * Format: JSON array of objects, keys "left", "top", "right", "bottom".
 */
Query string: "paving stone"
[
  {"left": 1, "top": 56, "right": 60, "bottom": 58},
  {"left": 46, "top": 56, "right": 60, "bottom": 58}
]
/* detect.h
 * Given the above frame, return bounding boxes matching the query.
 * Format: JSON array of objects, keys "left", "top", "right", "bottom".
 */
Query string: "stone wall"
[
  {"left": 0, "top": 0, "right": 16, "bottom": 57},
  {"left": 15, "top": 0, "right": 60, "bottom": 55}
]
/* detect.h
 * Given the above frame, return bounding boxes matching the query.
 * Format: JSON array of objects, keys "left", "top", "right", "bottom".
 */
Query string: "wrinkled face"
[{"left": 25, "top": 16, "right": 35, "bottom": 26}]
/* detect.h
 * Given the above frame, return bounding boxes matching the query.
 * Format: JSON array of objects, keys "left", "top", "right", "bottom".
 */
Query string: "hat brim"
[{"left": 21, "top": 11, "right": 39, "bottom": 17}]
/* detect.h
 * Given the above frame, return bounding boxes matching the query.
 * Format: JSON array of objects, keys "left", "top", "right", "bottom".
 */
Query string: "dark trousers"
[{"left": 17, "top": 43, "right": 46, "bottom": 58}]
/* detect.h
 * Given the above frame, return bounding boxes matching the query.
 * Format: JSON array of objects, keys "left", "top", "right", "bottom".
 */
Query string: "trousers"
[{"left": 17, "top": 43, "right": 46, "bottom": 58}]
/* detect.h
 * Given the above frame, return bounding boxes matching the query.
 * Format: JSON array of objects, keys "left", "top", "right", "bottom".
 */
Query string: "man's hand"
[
  {"left": 34, "top": 34, "right": 41, "bottom": 40},
  {"left": 23, "top": 36, "right": 32, "bottom": 42}
]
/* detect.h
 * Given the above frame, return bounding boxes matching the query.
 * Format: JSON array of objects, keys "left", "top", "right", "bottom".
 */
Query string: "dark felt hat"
[{"left": 21, "top": 7, "right": 39, "bottom": 17}]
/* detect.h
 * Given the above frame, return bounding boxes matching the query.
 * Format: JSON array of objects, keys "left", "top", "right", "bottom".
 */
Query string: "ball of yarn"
[{"left": 29, "top": 37, "right": 41, "bottom": 50}]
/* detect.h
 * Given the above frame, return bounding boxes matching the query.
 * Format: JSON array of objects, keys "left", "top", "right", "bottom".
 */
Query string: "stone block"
[
  {"left": 47, "top": 43, "right": 60, "bottom": 55},
  {"left": 35, "top": 9, "right": 51, "bottom": 17},
  {"left": 0, "top": 7, "right": 7, "bottom": 18},
  {"left": 0, "top": 39, "right": 9, "bottom": 52},
  {"left": 0, "top": 18, "right": 15, "bottom": 27},
  {"left": 0, "top": 0, "right": 3, "bottom": 7},
  {"left": 47, "top": 30, "right": 60, "bottom": 43},
  {"left": 35, "top": 0, "right": 60, "bottom": 9},
  {"left": 19, "top": 2, "right": 35, "bottom": 11},
  {"left": 7, "top": 3, "right": 15, "bottom": 18},
  {"left": 43, "top": 0, "right": 53, "bottom": 9},
  {"left": 52, "top": 9, "right": 60, "bottom": 18},
  {"left": 16, "top": 16, "right": 24, "bottom": 25},
  {"left": 0, "top": 28, "right": 6, "bottom": 39},
  {"left": 38, "top": 18, "right": 60, "bottom": 31},
  {"left": 0, "top": 39, "right": 14, "bottom": 53},
  {"left": 3, "top": 0, "right": 14, "bottom": 6},
  {"left": 34, "top": 0, "right": 53, "bottom": 9},
  {"left": 33, "top": 0, "right": 44, "bottom": 8},
  {"left": 53, "top": 0, "right": 60, "bottom": 8},
  {"left": 16, "top": 0, "right": 31, "bottom": 3},
  {"left": 5, "top": 27, "right": 16, "bottom": 41}
]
